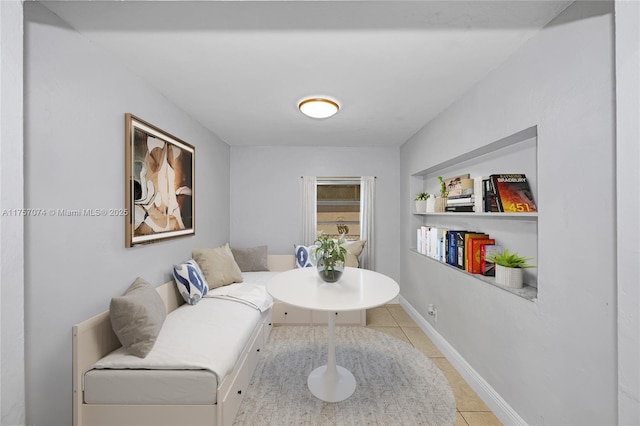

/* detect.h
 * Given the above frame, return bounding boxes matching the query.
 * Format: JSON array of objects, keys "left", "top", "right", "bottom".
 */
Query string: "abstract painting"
[{"left": 125, "top": 114, "right": 195, "bottom": 247}]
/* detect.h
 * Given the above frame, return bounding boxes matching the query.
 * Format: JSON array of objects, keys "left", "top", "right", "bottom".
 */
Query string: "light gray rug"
[{"left": 234, "top": 326, "right": 456, "bottom": 425}]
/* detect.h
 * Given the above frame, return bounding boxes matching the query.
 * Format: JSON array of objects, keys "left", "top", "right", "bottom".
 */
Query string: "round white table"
[{"left": 266, "top": 267, "right": 400, "bottom": 403}]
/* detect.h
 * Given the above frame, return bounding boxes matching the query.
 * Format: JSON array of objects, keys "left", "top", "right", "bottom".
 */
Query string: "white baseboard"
[{"left": 399, "top": 296, "right": 528, "bottom": 426}]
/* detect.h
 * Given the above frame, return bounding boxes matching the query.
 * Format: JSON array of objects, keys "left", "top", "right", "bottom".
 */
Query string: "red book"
[
  {"left": 463, "top": 233, "right": 489, "bottom": 271},
  {"left": 490, "top": 174, "right": 537, "bottom": 213},
  {"left": 468, "top": 238, "right": 496, "bottom": 274}
]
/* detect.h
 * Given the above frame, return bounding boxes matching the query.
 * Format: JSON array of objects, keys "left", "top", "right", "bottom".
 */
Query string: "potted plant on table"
[
  {"left": 487, "top": 249, "right": 535, "bottom": 289},
  {"left": 313, "top": 231, "right": 347, "bottom": 283},
  {"left": 414, "top": 192, "right": 430, "bottom": 212},
  {"left": 434, "top": 176, "right": 448, "bottom": 212}
]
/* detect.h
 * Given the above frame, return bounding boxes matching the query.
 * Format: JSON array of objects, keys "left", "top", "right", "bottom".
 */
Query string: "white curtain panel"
[
  {"left": 302, "top": 176, "right": 317, "bottom": 245},
  {"left": 360, "top": 176, "right": 376, "bottom": 270}
]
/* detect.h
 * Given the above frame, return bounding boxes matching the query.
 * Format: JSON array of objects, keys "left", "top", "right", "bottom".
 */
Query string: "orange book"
[
  {"left": 463, "top": 233, "right": 488, "bottom": 271},
  {"left": 469, "top": 238, "right": 496, "bottom": 274}
]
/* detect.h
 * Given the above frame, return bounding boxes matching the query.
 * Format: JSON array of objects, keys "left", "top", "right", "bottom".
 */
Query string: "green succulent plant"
[
  {"left": 487, "top": 249, "right": 535, "bottom": 268},
  {"left": 414, "top": 192, "right": 430, "bottom": 201}
]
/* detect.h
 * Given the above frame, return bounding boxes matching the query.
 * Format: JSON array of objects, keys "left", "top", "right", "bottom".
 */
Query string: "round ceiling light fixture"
[{"left": 298, "top": 97, "right": 340, "bottom": 119}]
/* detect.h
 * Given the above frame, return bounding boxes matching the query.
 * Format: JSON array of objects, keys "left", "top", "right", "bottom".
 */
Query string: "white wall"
[
  {"left": 0, "top": 1, "right": 25, "bottom": 425},
  {"left": 230, "top": 146, "right": 400, "bottom": 281},
  {"left": 400, "top": 2, "right": 617, "bottom": 424},
  {"left": 24, "top": 3, "right": 231, "bottom": 426},
  {"left": 615, "top": 0, "right": 640, "bottom": 423}
]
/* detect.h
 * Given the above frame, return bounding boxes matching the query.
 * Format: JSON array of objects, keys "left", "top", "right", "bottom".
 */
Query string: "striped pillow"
[{"left": 172, "top": 260, "right": 209, "bottom": 305}]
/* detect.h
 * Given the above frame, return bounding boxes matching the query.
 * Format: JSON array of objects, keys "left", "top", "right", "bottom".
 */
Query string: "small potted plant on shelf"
[
  {"left": 487, "top": 249, "right": 535, "bottom": 289},
  {"left": 414, "top": 192, "right": 430, "bottom": 212},
  {"left": 434, "top": 176, "right": 448, "bottom": 212},
  {"left": 312, "top": 231, "right": 347, "bottom": 283}
]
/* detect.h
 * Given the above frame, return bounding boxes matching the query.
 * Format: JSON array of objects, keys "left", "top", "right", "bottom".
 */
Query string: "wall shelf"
[
  {"left": 410, "top": 249, "right": 537, "bottom": 302},
  {"left": 410, "top": 126, "right": 539, "bottom": 295},
  {"left": 412, "top": 211, "right": 537, "bottom": 220}
]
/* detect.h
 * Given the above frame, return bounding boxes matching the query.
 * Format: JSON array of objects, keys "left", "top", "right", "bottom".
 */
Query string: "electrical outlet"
[{"left": 427, "top": 304, "right": 438, "bottom": 322}]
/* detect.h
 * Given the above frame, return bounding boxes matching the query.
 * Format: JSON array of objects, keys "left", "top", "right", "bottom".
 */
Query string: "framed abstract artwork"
[{"left": 125, "top": 113, "right": 195, "bottom": 247}]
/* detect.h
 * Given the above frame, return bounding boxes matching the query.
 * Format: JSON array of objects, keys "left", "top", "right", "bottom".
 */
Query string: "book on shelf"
[
  {"left": 473, "top": 176, "right": 485, "bottom": 213},
  {"left": 430, "top": 227, "right": 437, "bottom": 259},
  {"left": 490, "top": 174, "right": 537, "bottom": 213},
  {"left": 483, "top": 178, "right": 500, "bottom": 212},
  {"left": 445, "top": 205, "right": 475, "bottom": 213},
  {"left": 441, "top": 230, "right": 448, "bottom": 263},
  {"left": 446, "top": 196, "right": 474, "bottom": 205},
  {"left": 447, "top": 190, "right": 473, "bottom": 200},
  {"left": 443, "top": 174, "right": 471, "bottom": 197},
  {"left": 455, "top": 231, "right": 485, "bottom": 269},
  {"left": 467, "top": 237, "right": 496, "bottom": 274},
  {"left": 446, "top": 230, "right": 464, "bottom": 266},
  {"left": 435, "top": 228, "right": 445, "bottom": 261},
  {"left": 481, "top": 244, "right": 502, "bottom": 276},
  {"left": 417, "top": 227, "right": 446, "bottom": 261},
  {"left": 463, "top": 232, "right": 489, "bottom": 271},
  {"left": 420, "top": 226, "right": 429, "bottom": 255}
]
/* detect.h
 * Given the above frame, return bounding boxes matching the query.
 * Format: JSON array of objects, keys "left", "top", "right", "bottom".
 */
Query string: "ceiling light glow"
[{"left": 298, "top": 98, "right": 340, "bottom": 119}]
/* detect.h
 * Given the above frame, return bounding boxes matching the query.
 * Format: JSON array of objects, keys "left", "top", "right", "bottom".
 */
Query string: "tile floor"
[{"left": 366, "top": 304, "right": 503, "bottom": 426}]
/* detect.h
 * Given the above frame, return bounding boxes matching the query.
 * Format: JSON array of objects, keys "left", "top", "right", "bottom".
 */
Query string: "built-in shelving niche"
[{"left": 410, "top": 126, "right": 538, "bottom": 301}]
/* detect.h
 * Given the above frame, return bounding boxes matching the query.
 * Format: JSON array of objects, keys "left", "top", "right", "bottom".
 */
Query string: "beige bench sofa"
[{"left": 72, "top": 254, "right": 365, "bottom": 426}]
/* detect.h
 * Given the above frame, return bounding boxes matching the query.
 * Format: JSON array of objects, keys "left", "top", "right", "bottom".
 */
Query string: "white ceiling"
[{"left": 39, "top": 1, "right": 572, "bottom": 147}]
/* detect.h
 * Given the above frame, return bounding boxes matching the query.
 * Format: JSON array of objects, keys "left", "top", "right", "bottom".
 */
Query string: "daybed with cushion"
[
  {"left": 73, "top": 243, "right": 366, "bottom": 426},
  {"left": 73, "top": 246, "right": 281, "bottom": 426}
]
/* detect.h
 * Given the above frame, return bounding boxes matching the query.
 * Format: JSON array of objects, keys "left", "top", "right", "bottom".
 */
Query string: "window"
[
  {"left": 303, "top": 175, "right": 375, "bottom": 269},
  {"left": 316, "top": 180, "right": 361, "bottom": 241}
]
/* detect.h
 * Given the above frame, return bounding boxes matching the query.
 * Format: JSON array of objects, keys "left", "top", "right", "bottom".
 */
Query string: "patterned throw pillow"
[
  {"left": 294, "top": 245, "right": 317, "bottom": 268},
  {"left": 173, "top": 259, "right": 209, "bottom": 305}
]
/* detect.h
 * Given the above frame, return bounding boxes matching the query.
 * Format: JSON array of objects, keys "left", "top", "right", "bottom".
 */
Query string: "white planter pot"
[
  {"left": 415, "top": 200, "right": 427, "bottom": 212},
  {"left": 495, "top": 265, "right": 524, "bottom": 289},
  {"left": 426, "top": 197, "right": 436, "bottom": 212}
]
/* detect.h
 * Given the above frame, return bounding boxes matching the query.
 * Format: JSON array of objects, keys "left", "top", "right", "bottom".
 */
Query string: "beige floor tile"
[
  {"left": 367, "top": 326, "right": 411, "bottom": 345},
  {"left": 456, "top": 412, "right": 470, "bottom": 426},
  {"left": 367, "top": 305, "right": 499, "bottom": 422},
  {"left": 460, "top": 411, "right": 503, "bottom": 426},
  {"left": 402, "top": 327, "right": 444, "bottom": 358},
  {"left": 431, "top": 358, "right": 491, "bottom": 412},
  {"left": 366, "top": 306, "right": 397, "bottom": 326},
  {"left": 386, "top": 304, "right": 418, "bottom": 327}
]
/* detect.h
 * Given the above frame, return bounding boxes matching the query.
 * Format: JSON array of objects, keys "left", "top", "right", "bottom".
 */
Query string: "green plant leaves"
[{"left": 487, "top": 248, "right": 535, "bottom": 268}]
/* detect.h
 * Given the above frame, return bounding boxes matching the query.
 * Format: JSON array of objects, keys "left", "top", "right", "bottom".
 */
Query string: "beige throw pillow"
[
  {"left": 110, "top": 277, "right": 166, "bottom": 358},
  {"left": 344, "top": 240, "right": 366, "bottom": 267},
  {"left": 192, "top": 243, "right": 244, "bottom": 289},
  {"left": 231, "top": 245, "right": 269, "bottom": 272}
]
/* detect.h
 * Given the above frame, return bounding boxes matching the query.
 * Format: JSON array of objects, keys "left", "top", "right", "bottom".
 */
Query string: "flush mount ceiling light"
[{"left": 298, "top": 97, "right": 340, "bottom": 119}]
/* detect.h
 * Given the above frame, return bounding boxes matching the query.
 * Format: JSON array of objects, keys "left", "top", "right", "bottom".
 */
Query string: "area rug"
[{"left": 233, "top": 326, "right": 456, "bottom": 425}]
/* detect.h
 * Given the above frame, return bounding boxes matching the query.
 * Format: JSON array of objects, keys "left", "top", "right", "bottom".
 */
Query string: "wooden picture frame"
[{"left": 125, "top": 113, "right": 195, "bottom": 247}]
